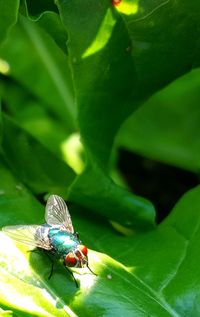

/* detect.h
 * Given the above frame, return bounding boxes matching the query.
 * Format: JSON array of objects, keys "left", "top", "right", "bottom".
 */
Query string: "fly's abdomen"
[{"left": 48, "top": 228, "right": 78, "bottom": 256}]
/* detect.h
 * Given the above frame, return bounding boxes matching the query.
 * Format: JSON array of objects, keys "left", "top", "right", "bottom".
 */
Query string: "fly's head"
[{"left": 64, "top": 245, "right": 88, "bottom": 268}]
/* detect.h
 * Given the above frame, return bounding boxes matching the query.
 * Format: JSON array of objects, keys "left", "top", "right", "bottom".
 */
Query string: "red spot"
[
  {"left": 65, "top": 253, "right": 77, "bottom": 267},
  {"left": 112, "top": 0, "right": 121, "bottom": 6},
  {"left": 78, "top": 245, "right": 88, "bottom": 256}
]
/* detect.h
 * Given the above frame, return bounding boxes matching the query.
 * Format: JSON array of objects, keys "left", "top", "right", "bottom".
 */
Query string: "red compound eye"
[
  {"left": 78, "top": 245, "right": 88, "bottom": 256},
  {"left": 112, "top": 0, "right": 121, "bottom": 6},
  {"left": 65, "top": 253, "right": 77, "bottom": 267}
]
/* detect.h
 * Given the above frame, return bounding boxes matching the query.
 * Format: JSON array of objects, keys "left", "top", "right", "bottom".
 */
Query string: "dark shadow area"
[
  {"left": 25, "top": 0, "right": 59, "bottom": 16},
  {"left": 28, "top": 248, "right": 79, "bottom": 308},
  {"left": 118, "top": 148, "right": 199, "bottom": 223}
]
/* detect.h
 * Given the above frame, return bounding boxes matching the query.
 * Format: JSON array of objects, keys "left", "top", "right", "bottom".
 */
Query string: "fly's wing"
[
  {"left": 45, "top": 195, "right": 74, "bottom": 233},
  {"left": 2, "top": 225, "right": 52, "bottom": 250}
]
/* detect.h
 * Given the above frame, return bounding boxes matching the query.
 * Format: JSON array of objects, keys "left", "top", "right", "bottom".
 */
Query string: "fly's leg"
[
  {"left": 87, "top": 263, "right": 97, "bottom": 276},
  {"left": 27, "top": 249, "right": 54, "bottom": 279},
  {"left": 74, "top": 232, "right": 79, "bottom": 239},
  {"left": 86, "top": 256, "right": 97, "bottom": 276},
  {"left": 64, "top": 266, "right": 79, "bottom": 288},
  {"left": 44, "top": 252, "right": 55, "bottom": 279}
]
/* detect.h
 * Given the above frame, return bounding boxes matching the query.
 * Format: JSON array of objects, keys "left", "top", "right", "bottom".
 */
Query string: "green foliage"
[
  {"left": 117, "top": 68, "right": 200, "bottom": 172},
  {"left": 0, "top": 0, "right": 200, "bottom": 316},
  {"left": 0, "top": 0, "right": 19, "bottom": 45},
  {"left": 1, "top": 114, "right": 75, "bottom": 193}
]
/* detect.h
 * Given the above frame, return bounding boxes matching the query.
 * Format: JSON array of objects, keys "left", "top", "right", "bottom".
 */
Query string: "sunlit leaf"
[
  {"left": 0, "top": 161, "right": 200, "bottom": 316},
  {"left": 56, "top": 0, "right": 157, "bottom": 230}
]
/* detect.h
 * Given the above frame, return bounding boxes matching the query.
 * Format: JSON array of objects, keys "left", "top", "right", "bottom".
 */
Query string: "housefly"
[{"left": 2, "top": 195, "right": 95, "bottom": 286}]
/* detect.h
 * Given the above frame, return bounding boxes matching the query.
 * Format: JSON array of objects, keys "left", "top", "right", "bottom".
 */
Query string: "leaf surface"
[
  {"left": 0, "top": 0, "right": 19, "bottom": 46},
  {"left": 57, "top": 0, "right": 200, "bottom": 162},
  {"left": 117, "top": 68, "right": 200, "bottom": 172},
  {"left": 0, "top": 16, "right": 75, "bottom": 129},
  {"left": 0, "top": 162, "right": 200, "bottom": 316},
  {"left": 1, "top": 114, "right": 75, "bottom": 194},
  {"left": 55, "top": 0, "right": 200, "bottom": 229}
]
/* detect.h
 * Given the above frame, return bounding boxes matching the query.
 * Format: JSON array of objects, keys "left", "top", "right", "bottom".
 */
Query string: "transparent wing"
[
  {"left": 2, "top": 225, "right": 52, "bottom": 250},
  {"left": 45, "top": 195, "right": 74, "bottom": 233}
]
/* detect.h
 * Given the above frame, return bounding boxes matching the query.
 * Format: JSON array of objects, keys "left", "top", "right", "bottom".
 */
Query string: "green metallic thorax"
[{"left": 48, "top": 227, "right": 79, "bottom": 257}]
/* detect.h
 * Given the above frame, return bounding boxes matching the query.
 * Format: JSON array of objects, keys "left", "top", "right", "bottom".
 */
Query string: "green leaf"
[
  {"left": 1, "top": 114, "right": 75, "bottom": 194},
  {"left": 1, "top": 160, "right": 200, "bottom": 316},
  {"left": 0, "top": 15, "right": 75, "bottom": 129},
  {"left": 57, "top": 0, "right": 200, "bottom": 163},
  {"left": 0, "top": 308, "right": 13, "bottom": 317},
  {"left": 0, "top": 163, "right": 41, "bottom": 226},
  {"left": 68, "top": 164, "right": 155, "bottom": 230},
  {"left": 24, "top": 0, "right": 58, "bottom": 17},
  {"left": 0, "top": 2, "right": 199, "bottom": 316},
  {"left": 57, "top": 0, "right": 137, "bottom": 162},
  {"left": 0, "top": 0, "right": 19, "bottom": 46},
  {"left": 1, "top": 80, "right": 71, "bottom": 161},
  {"left": 55, "top": 0, "right": 200, "bottom": 229},
  {"left": 0, "top": 162, "right": 76, "bottom": 316},
  {"left": 21, "top": 1, "right": 68, "bottom": 55},
  {"left": 35, "top": 11, "right": 68, "bottom": 55},
  {"left": 117, "top": 68, "right": 200, "bottom": 172},
  {"left": 67, "top": 186, "right": 200, "bottom": 316},
  {"left": 0, "top": 100, "right": 2, "bottom": 146},
  {"left": 56, "top": 0, "right": 156, "bottom": 230}
]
